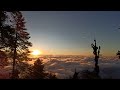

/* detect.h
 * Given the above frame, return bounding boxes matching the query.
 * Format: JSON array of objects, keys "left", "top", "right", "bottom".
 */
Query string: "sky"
[{"left": 22, "top": 11, "right": 120, "bottom": 56}]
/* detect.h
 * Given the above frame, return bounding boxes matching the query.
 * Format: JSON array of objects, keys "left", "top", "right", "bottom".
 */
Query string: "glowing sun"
[{"left": 31, "top": 50, "right": 41, "bottom": 56}]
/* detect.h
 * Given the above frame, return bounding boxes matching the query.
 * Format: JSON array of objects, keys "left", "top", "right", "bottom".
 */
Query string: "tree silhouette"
[
  {"left": 9, "top": 11, "right": 32, "bottom": 79},
  {"left": 91, "top": 39, "right": 100, "bottom": 75},
  {"left": 116, "top": 50, "right": 120, "bottom": 59},
  {"left": 0, "top": 11, "right": 32, "bottom": 79},
  {"left": 72, "top": 69, "right": 79, "bottom": 79},
  {"left": 20, "top": 58, "right": 57, "bottom": 79}
]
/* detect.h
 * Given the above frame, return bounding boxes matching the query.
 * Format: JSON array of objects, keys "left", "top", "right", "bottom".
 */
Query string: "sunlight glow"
[{"left": 31, "top": 50, "right": 41, "bottom": 56}]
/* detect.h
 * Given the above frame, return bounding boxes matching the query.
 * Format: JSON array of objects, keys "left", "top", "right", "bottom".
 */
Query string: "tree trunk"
[
  {"left": 12, "top": 33, "right": 17, "bottom": 79},
  {"left": 94, "top": 56, "right": 99, "bottom": 75}
]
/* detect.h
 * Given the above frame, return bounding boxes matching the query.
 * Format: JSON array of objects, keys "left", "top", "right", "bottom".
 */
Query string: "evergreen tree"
[
  {"left": 31, "top": 58, "right": 48, "bottom": 79},
  {"left": 0, "top": 11, "right": 32, "bottom": 79},
  {"left": 20, "top": 58, "right": 57, "bottom": 79},
  {"left": 9, "top": 11, "right": 32, "bottom": 79},
  {"left": 91, "top": 39, "right": 100, "bottom": 75}
]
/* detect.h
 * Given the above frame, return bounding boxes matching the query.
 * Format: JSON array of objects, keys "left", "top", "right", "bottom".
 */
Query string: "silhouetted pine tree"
[
  {"left": 31, "top": 58, "right": 48, "bottom": 79},
  {"left": 9, "top": 12, "right": 32, "bottom": 79},
  {"left": 20, "top": 58, "right": 57, "bottom": 79},
  {"left": 91, "top": 39, "right": 100, "bottom": 75},
  {"left": 0, "top": 11, "right": 32, "bottom": 79}
]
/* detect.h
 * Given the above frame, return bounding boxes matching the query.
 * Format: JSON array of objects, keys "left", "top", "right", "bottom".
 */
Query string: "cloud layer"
[
  {"left": 40, "top": 55, "right": 120, "bottom": 79},
  {"left": 1, "top": 55, "right": 120, "bottom": 79}
]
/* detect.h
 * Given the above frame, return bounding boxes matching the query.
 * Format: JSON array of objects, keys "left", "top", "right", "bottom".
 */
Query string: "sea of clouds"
[
  {"left": 27, "top": 55, "right": 120, "bottom": 79},
  {"left": 1, "top": 55, "right": 120, "bottom": 79}
]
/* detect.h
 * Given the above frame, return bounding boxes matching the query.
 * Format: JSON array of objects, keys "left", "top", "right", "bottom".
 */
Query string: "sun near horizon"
[{"left": 31, "top": 50, "right": 42, "bottom": 56}]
